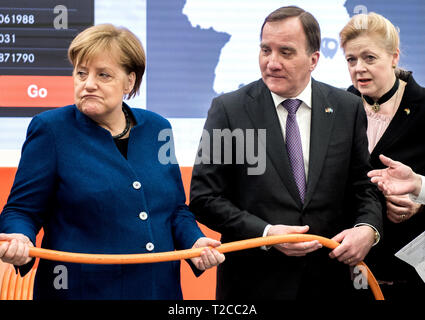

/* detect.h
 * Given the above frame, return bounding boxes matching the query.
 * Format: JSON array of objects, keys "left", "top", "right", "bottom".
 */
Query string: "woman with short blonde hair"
[
  {"left": 0, "top": 24, "right": 225, "bottom": 300},
  {"left": 68, "top": 24, "right": 145, "bottom": 99},
  {"left": 340, "top": 12, "right": 425, "bottom": 300}
]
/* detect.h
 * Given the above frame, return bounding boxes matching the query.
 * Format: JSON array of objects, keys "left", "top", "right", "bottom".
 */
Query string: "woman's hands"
[
  {"left": 190, "top": 237, "right": 225, "bottom": 271},
  {"left": 0, "top": 233, "right": 33, "bottom": 266}
]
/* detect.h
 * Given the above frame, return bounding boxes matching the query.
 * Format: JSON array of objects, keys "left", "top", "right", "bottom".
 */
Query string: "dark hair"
[{"left": 260, "top": 6, "right": 321, "bottom": 54}]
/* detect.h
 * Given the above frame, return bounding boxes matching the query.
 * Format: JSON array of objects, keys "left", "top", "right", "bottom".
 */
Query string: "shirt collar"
[{"left": 270, "top": 77, "right": 312, "bottom": 109}]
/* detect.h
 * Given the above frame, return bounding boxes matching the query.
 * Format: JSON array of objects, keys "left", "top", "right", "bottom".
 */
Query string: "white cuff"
[
  {"left": 260, "top": 224, "right": 272, "bottom": 250},
  {"left": 409, "top": 175, "right": 425, "bottom": 205},
  {"left": 354, "top": 223, "right": 380, "bottom": 246}
]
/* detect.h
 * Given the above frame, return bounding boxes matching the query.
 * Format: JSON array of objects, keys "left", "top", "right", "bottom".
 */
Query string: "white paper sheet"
[{"left": 395, "top": 231, "right": 425, "bottom": 283}]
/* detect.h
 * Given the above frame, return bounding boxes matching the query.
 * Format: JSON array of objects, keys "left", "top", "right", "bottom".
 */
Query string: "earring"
[{"left": 392, "top": 65, "right": 396, "bottom": 69}]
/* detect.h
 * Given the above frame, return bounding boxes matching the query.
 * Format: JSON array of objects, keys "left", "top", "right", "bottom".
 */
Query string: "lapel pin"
[
  {"left": 404, "top": 108, "right": 410, "bottom": 115},
  {"left": 325, "top": 107, "right": 333, "bottom": 114}
]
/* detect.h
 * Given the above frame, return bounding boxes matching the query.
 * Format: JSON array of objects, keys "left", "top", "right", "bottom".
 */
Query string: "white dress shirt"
[
  {"left": 271, "top": 77, "right": 312, "bottom": 180},
  {"left": 262, "top": 78, "right": 312, "bottom": 246},
  {"left": 410, "top": 175, "right": 425, "bottom": 204}
]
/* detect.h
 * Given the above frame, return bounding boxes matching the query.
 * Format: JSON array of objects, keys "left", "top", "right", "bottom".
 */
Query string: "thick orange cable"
[{"left": 0, "top": 234, "right": 384, "bottom": 300}]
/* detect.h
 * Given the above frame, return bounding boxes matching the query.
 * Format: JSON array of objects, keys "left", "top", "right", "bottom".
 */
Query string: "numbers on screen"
[
  {"left": 0, "top": 53, "right": 35, "bottom": 63},
  {"left": 0, "top": 14, "right": 35, "bottom": 24}
]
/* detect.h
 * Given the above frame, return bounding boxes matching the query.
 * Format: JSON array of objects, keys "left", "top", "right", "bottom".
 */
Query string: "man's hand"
[
  {"left": 267, "top": 225, "right": 322, "bottom": 256},
  {"left": 329, "top": 226, "right": 375, "bottom": 266}
]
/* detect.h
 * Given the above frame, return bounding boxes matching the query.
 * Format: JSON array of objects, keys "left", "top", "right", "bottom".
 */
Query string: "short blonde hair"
[
  {"left": 68, "top": 24, "right": 145, "bottom": 99},
  {"left": 339, "top": 12, "right": 400, "bottom": 55}
]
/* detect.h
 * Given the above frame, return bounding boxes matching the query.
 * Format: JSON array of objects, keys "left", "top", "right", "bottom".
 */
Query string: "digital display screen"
[{"left": 0, "top": 0, "right": 94, "bottom": 116}]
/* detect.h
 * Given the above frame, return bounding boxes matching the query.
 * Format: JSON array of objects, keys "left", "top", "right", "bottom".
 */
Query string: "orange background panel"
[
  {"left": 0, "top": 76, "right": 74, "bottom": 107},
  {"left": 0, "top": 166, "right": 218, "bottom": 300},
  {"left": 179, "top": 167, "right": 220, "bottom": 300}
]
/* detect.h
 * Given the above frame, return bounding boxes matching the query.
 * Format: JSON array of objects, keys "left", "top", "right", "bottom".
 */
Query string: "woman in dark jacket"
[{"left": 340, "top": 12, "right": 425, "bottom": 300}]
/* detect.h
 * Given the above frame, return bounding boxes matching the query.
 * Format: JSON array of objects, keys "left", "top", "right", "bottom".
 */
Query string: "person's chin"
[
  {"left": 357, "top": 87, "right": 376, "bottom": 98},
  {"left": 356, "top": 81, "right": 376, "bottom": 94},
  {"left": 78, "top": 102, "right": 103, "bottom": 118},
  {"left": 265, "top": 79, "right": 288, "bottom": 95}
]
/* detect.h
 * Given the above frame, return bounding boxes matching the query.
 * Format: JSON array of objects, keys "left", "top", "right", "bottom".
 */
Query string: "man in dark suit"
[{"left": 189, "top": 6, "right": 383, "bottom": 299}]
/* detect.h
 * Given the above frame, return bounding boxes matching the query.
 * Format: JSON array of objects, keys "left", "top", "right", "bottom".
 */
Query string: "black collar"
[{"left": 363, "top": 78, "right": 399, "bottom": 112}]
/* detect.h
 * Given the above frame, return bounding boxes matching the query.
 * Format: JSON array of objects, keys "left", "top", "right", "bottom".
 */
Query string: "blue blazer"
[{"left": 0, "top": 104, "right": 204, "bottom": 299}]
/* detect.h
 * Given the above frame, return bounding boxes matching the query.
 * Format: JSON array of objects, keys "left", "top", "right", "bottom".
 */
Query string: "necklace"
[
  {"left": 362, "top": 78, "right": 400, "bottom": 112},
  {"left": 112, "top": 106, "right": 131, "bottom": 139}
]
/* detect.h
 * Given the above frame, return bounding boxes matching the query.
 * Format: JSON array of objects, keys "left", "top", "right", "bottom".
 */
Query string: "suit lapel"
[
  {"left": 303, "top": 80, "right": 336, "bottom": 208},
  {"left": 244, "top": 80, "right": 302, "bottom": 207}
]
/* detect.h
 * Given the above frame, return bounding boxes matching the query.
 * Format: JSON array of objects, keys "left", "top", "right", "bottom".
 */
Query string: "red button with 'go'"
[{"left": 0, "top": 75, "right": 74, "bottom": 107}]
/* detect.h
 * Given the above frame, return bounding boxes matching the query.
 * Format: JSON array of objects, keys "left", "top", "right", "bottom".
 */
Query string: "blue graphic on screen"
[
  {"left": 321, "top": 38, "right": 338, "bottom": 58},
  {"left": 147, "top": 0, "right": 425, "bottom": 118},
  {"left": 147, "top": 0, "right": 230, "bottom": 118}
]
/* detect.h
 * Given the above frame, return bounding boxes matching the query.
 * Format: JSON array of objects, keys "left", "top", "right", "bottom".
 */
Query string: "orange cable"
[{"left": 0, "top": 234, "right": 384, "bottom": 300}]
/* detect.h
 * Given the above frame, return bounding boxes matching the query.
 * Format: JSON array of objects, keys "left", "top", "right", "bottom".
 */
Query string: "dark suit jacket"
[
  {"left": 190, "top": 78, "right": 383, "bottom": 299},
  {"left": 0, "top": 104, "right": 204, "bottom": 300},
  {"left": 349, "top": 72, "right": 425, "bottom": 285}
]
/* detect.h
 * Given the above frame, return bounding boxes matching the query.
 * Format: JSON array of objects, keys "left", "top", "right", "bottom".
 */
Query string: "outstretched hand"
[{"left": 367, "top": 154, "right": 422, "bottom": 196}]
